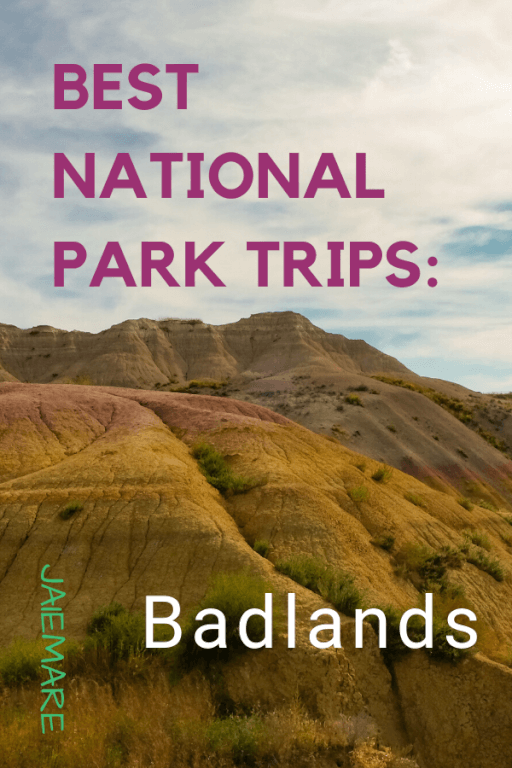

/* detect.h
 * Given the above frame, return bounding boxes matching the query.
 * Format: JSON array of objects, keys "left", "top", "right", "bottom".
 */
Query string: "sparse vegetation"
[
  {"left": 367, "top": 603, "right": 472, "bottom": 667},
  {"left": 372, "top": 376, "right": 511, "bottom": 456},
  {"left": 393, "top": 543, "right": 464, "bottom": 595},
  {"left": 86, "top": 602, "right": 146, "bottom": 663},
  {"left": 344, "top": 393, "right": 364, "bottom": 407},
  {"left": 371, "top": 465, "right": 393, "bottom": 483},
  {"left": 175, "top": 572, "right": 273, "bottom": 673},
  {"left": 174, "top": 379, "right": 227, "bottom": 393},
  {"left": 464, "top": 549, "right": 505, "bottom": 582},
  {"left": 372, "top": 376, "right": 474, "bottom": 424},
  {"left": 463, "top": 529, "right": 492, "bottom": 551},
  {"left": 0, "top": 638, "right": 45, "bottom": 686},
  {"left": 458, "top": 497, "right": 474, "bottom": 511},
  {"left": 253, "top": 539, "right": 271, "bottom": 558},
  {"left": 479, "top": 500, "right": 498, "bottom": 512},
  {"left": 404, "top": 492, "right": 426, "bottom": 508},
  {"left": 371, "top": 533, "right": 395, "bottom": 552},
  {"left": 191, "top": 443, "right": 260, "bottom": 496},
  {"left": 0, "top": 672, "right": 410, "bottom": 768},
  {"left": 72, "top": 374, "right": 93, "bottom": 385},
  {"left": 386, "top": 424, "right": 397, "bottom": 433},
  {"left": 348, "top": 485, "right": 369, "bottom": 503},
  {"left": 476, "top": 427, "right": 509, "bottom": 454},
  {"left": 59, "top": 501, "right": 84, "bottom": 520},
  {"left": 275, "top": 555, "right": 365, "bottom": 617},
  {"left": 394, "top": 531, "right": 506, "bottom": 587}
]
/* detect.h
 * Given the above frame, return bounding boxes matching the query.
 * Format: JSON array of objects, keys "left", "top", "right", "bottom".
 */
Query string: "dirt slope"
[{"left": 1, "top": 383, "right": 512, "bottom": 767}]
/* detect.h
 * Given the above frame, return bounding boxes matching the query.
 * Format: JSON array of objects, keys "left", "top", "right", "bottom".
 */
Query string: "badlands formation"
[
  {"left": 0, "top": 310, "right": 511, "bottom": 503},
  {"left": 0, "top": 312, "right": 512, "bottom": 766},
  {"left": 0, "top": 380, "right": 511, "bottom": 767}
]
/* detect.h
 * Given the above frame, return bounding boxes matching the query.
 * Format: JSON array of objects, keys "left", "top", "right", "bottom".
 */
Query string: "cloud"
[{"left": 0, "top": 0, "right": 510, "bottom": 391}]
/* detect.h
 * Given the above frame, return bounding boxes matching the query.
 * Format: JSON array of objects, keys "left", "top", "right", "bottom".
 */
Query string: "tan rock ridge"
[
  {"left": 0, "top": 382, "right": 512, "bottom": 767},
  {"left": 0, "top": 312, "right": 410, "bottom": 387}
]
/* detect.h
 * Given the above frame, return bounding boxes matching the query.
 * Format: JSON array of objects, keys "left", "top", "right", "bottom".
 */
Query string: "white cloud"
[{"left": 0, "top": 0, "right": 511, "bottom": 391}]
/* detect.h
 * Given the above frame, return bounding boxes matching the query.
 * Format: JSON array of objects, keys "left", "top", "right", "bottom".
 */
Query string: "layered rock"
[{"left": 1, "top": 383, "right": 512, "bottom": 767}]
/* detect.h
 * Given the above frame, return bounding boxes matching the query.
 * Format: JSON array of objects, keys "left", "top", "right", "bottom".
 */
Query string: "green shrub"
[
  {"left": 428, "top": 615, "right": 473, "bottom": 663},
  {"left": 371, "top": 533, "right": 395, "bottom": 552},
  {"left": 344, "top": 394, "right": 364, "bottom": 406},
  {"left": 371, "top": 465, "right": 393, "bottom": 483},
  {"left": 386, "top": 424, "right": 397, "bottom": 433},
  {"left": 479, "top": 500, "right": 498, "bottom": 512},
  {"left": 458, "top": 497, "right": 473, "bottom": 511},
  {"left": 206, "top": 715, "right": 265, "bottom": 766},
  {"left": 463, "top": 529, "right": 492, "bottom": 551},
  {"left": 275, "top": 555, "right": 364, "bottom": 617},
  {"left": 0, "top": 639, "right": 45, "bottom": 686},
  {"left": 394, "top": 543, "right": 464, "bottom": 594},
  {"left": 59, "top": 501, "right": 83, "bottom": 520},
  {"left": 404, "top": 492, "right": 426, "bottom": 508},
  {"left": 465, "top": 549, "right": 505, "bottom": 582},
  {"left": 175, "top": 572, "right": 274, "bottom": 673},
  {"left": 348, "top": 485, "right": 369, "bottom": 503},
  {"left": 191, "top": 443, "right": 258, "bottom": 496},
  {"left": 253, "top": 540, "right": 271, "bottom": 558},
  {"left": 86, "top": 603, "right": 146, "bottom": 662},
  {"left": 367, "top": 604, "right": 471, "bottom": 667}
]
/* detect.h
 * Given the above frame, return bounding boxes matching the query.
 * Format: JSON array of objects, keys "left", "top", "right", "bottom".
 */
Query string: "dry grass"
[{"left": 0, "top": 662, "right": 416, "bottom": 767}]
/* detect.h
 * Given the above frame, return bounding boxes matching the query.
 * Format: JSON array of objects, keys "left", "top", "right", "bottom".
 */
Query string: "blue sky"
[{"left": 0, "top": 0, "right": 511, "bottom": 391}]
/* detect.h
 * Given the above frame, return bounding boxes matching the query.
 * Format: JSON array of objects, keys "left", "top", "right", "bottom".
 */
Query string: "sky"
[{"left": 1, "top": 0, "right": 511, "bottom": 391}]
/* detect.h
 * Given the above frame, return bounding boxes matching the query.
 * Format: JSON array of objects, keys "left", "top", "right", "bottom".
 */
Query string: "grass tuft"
[
  {"left": 344, "top": 394, "right": 364, "bottom": 407},
  {"left": 174, "top": 572, "right": 273, "bottom": 674},
  {"left": 59, "top": 501, "right": 84, "bottom": 520},
  {"left": 478, "top": 500, "right": 498, "bottom": 512},
  {"left": 404, "top": 492, "right": 426, "bottom": 508},
  {"left": 463, "top": 529, "right": 492, "bottom": 551},
  {"left": 348, "top": 485, "right": 369, "bottom": 503},
  {"left": 275, "top": 555, "right": 364, "bottom": 617},
  {"left": 393, "top": 543, "right": 464, "bottom": 595},
  {"left": 191, "top": 443, "right": 260, "bottom": 496},
  {"left": 371, "top": 465, "right": 393, "bottom": 483},
  {"left": 86, "top": 603, "right": 146, "bottom": 663},
  {"left": 253, "top": 540, "right": 271, "bottom": 558},
  {"left": 371, "top": 533, "right": 395, "bottom": 552},
  {"left": 464, "top": 549, "right": 505, "bottom": 582}
]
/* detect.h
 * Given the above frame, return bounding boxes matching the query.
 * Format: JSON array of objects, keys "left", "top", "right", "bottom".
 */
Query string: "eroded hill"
[
  {"left": 0, "top": 312, "right": 510, "bottom": 507},
  {"left": 0, "top": 383, "right": 511, "bottom": 768}
]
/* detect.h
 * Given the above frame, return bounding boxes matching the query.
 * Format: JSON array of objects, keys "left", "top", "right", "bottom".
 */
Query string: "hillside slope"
[{"left": 0, "top": 383, "right": 512, "bottom": 767}]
